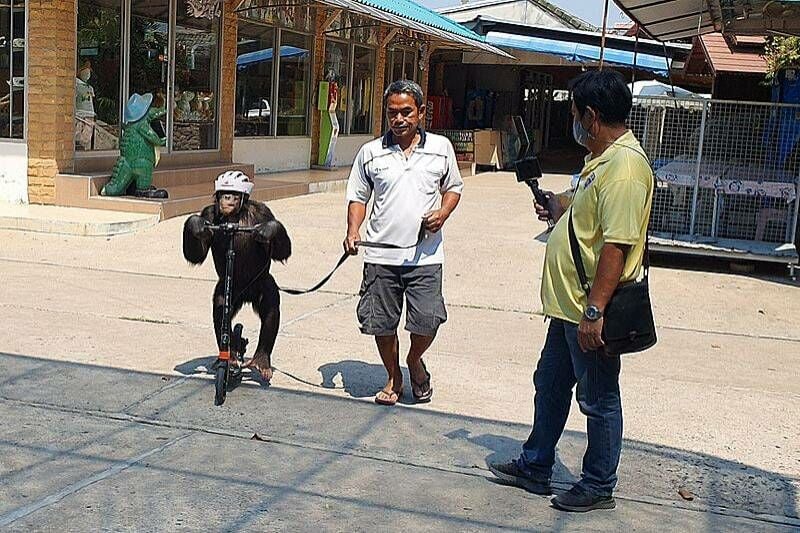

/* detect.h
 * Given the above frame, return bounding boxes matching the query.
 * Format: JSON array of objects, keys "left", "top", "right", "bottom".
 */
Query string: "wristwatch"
[{"left": 583, "top": 304, "right": 603, "bottom": 322}]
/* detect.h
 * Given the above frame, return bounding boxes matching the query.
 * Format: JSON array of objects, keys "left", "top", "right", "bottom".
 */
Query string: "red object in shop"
[{"left": 426, "top": 95, "right": 453, "bottom": 130}]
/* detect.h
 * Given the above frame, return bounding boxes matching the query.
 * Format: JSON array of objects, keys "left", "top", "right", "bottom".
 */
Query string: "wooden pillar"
[
  {"left": 371, "top": 27, "right": 390, "bottom": 138},
  {"left": 219, "top": 0, "right": 238, "bottom": 162},
  {"left": 418, "top": 44, "right": 437, "bottom": 100},
  {"left": 27, "top": 0, "right": 77, "bottom": 204}
]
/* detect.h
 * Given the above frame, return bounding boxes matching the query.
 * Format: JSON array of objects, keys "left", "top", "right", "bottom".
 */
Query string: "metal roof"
[
  {"left": 615, "top": 0, "right": 800, "bottom": 41},
  {"left": 234, "top": 0, "right": 511, "bottom": 56},
  {"left": 698, "top": 32, "right": 766, "bottom": 74},
  {"left": 463, "top": 16, "right": 691, "bottom": 57},
  {"left": 485, "top": 31, "right": 672, "bottom": 74},
  {"left": 311, "top": 0, "right": 513, "bottom": 56},
  {"left": 437, "top": 0, "right": 596, "bottom": 31}
]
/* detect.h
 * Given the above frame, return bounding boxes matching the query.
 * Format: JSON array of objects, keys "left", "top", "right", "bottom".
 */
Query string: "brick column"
[
  {"left": 219, "top": 0, "right": 238, "bottom": 162},
  {"left": 371, "top": 27, "right": 389, "bottom": 138},
  {"left": 309, "top": 9, "right": 327, "bottom": 166},
  {"left": 27, "top": 0, "right": 77, "bottom": 204}
]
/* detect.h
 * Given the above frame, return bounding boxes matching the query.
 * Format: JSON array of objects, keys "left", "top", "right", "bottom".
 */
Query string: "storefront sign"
[{"left": 186, "top": 0, "right": 221, "bottom": 19}]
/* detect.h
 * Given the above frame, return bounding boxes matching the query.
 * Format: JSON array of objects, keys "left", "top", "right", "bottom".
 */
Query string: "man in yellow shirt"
[{"left": 490, "top": 70, "right": 653, "bottom": 512}]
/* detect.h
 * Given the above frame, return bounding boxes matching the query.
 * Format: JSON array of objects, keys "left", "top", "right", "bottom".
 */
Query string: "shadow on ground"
[
  {"left": 1, "top": 351, "right": 797, "bottom": 529},
  {"left": 318, "top": 359, "right": 421, "bottom": 405}
]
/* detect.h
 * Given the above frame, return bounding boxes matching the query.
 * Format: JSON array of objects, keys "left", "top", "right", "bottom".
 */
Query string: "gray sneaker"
[
  {"left": 551, "top": 484, "right": 616, "bottom": 512},
  {"left": 488, "top": 460, "right": 552, "bottom": 495}
]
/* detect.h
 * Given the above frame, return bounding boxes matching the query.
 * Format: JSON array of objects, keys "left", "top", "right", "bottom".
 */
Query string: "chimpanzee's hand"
[
  {"left": 254, "top": 220, "right": 280, "bottom": 243},
  {"left": 186, "top": 215, "right": 211, "bottom": 240}
]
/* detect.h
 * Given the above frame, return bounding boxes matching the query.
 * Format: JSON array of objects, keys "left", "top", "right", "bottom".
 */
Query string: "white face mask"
[{"left": 79, "top": 69, "right": 91, "bottom": 82}]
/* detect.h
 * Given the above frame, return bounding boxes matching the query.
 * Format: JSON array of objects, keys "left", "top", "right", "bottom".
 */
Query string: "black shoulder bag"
[{"left": 567, "top": 207, "right": 657, "bottom": 355}]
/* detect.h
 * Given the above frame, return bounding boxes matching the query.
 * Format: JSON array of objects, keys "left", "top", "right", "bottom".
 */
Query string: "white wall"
[
  {"left": 233, "top": 135, "right": 374, "bottom": 173},
  {"left": 233, "top": 137, "right": 312, "bottom": 174},
  {"left": 331, "top": 135, "right": 374, "bottom": 168},
  {"left": 0, "top": 141, "right": 28, "bottom": 204}
]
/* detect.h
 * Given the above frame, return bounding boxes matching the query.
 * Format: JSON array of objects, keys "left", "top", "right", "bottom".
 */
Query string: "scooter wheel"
[
  {"left": 232, "top": 323, "right": 245, "bottom": 362},
  {"left": 214, "top": 363, "right": 227, "bottom": 406}
]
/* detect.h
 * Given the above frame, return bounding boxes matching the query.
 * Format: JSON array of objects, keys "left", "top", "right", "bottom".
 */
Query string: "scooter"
[{"left": 206, "top": 222, "right": 252, "bottom": 406}]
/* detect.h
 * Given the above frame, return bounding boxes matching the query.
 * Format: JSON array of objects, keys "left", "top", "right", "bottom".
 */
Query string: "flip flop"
[
  {"left": 411, "top": 360, "right": 433, "bottom": 403},
  {"left": 374, "top": 387, "right": 403, "bottom": 406}
]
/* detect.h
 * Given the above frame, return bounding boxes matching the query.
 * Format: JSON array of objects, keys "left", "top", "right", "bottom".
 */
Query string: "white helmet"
[{"left": 215, "top": 170, "right": 254, "bottom": 196}]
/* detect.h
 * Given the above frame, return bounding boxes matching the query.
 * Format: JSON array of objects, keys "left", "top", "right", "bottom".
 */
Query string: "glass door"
[
  {"left": 172, "top": 1, "right": 220, "bottom": 150},
  {"left": 128, "top": 0, "right": 170, "bottom": 142},
  {"left": 123, "top": 0, "right": 220, "bottom": 153}
]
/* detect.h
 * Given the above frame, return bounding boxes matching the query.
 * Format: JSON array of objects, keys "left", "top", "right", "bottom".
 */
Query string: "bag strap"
[
  {"left": 567, "top": 175, "right": 654, "bottom": 297},
  {"left": 567, "top": 208, "right": 592, "bottom": 297}
]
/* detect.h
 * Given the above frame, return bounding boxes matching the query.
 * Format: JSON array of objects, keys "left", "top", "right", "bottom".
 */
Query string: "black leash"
[{"left": 279, "top": 229, "right": 425, "bottom": 295}]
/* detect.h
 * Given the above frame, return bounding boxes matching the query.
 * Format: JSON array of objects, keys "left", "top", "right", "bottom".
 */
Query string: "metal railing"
[{"left": 629, "top": 96, "right": 800, "bottom": 258}]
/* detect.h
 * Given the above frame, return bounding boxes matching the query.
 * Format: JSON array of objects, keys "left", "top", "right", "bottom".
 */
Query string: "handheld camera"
[{"left": 512, "top": 116, "right": 554, "bottom": 229}]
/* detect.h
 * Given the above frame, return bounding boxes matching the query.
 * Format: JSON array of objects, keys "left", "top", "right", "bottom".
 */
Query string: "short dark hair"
[
  {"left": 569, "top": 70, "right": 632, "bottom": 124},
  {"left": 383, "top": 79, "right": 424, "bottom": 109}
]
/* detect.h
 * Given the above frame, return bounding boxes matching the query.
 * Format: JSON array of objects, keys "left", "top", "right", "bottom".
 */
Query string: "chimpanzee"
[{"left": 183, "top": 170, "right": 291, "bottom": 381}]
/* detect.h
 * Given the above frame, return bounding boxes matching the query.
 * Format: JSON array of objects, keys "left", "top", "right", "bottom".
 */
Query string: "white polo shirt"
[{"left": 346, "top": 130, "right": 464, "bottom": 266}]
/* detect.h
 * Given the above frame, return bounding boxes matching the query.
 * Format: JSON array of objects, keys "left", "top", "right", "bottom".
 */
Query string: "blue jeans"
[{"left": 518, "top": 318, "right": 622, "bottom": 496}]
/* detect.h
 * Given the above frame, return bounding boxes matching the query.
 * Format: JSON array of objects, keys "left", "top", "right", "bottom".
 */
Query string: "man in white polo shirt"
[{"left": 343, "top": 80, "right": 463, "bottom": 406}]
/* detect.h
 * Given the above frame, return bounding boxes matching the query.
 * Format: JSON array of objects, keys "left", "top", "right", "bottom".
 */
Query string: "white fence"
[{"left": 629, "top": 96, "right": 800, "bottom": 270}]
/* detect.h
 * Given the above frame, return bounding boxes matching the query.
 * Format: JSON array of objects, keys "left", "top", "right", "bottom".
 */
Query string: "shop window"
[
  {"left": 403, "top": 50, "right": 417, "bottom": 82},
  {"left": 76, "top": 0, "right": 122, "bottom": 151},
  {"left": 387, "top": 48, "right": 416, "bottom": 85},
  {"left": 236, "top": 22, "right": 274, "bottom": 137},
  {"left": 350, "top": 45, "right": 374, "bottom": 135},
  {"left": 128, "top": 3, "right": 169, "bottom": 117},
  {"left": 276, "top": 31, "right": 311, "bottom": 136},
  {"left": 324, "top": 39, "right": 349, "bottom": 131},
  {"left": 0, "top": 0, "right": 25, "bottom": 139},
  {"left": 173, "top": 4, "right": 220, "bottom": 151}
]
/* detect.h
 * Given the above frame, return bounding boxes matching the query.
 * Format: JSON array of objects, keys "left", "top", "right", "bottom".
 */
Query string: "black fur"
[{"left": 182, "top": 197, "right": 292, "bottom": 371}]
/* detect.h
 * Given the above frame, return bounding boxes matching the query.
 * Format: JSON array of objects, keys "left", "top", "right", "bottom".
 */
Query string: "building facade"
[{"left": 0, "top": 0, "right": 499, "bottom": 205}]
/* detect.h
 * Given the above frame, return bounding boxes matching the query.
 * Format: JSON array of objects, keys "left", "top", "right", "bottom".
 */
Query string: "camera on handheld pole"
[{"left": 512, "top": 116, "right": 554, "bottom": 230}]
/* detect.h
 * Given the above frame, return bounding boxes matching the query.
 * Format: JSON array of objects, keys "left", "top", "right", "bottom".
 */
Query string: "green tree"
[{"left": 765, "top": 36, "right": 800, "bottom": 81}]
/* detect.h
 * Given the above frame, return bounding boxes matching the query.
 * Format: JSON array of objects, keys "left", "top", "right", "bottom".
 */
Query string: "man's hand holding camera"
[{"left": 533, "top": 191, "right": 565, "bottom": 224}]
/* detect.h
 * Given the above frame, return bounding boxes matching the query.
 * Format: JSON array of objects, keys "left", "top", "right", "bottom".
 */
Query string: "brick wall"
[
  {"left": 26, "top": 0, "right": 77, "bottom": 204},
  {"left": 219, "top": 0, "right": 237, "bottom": 162}
]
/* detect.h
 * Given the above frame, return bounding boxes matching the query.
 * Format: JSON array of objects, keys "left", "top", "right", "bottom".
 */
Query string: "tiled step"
[
  {"left": 55, "top": 164, "right": 350, "bottom": 221},
  {"left": 56, "top": 174, "right": 309, "bottom": 221}
]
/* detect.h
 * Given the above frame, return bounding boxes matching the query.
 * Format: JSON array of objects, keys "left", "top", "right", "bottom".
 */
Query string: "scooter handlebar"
[{"left": 204, "top": 221, "right": 256, "bottom": 233}]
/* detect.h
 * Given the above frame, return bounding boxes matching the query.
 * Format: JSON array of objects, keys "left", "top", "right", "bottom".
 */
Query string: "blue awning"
[
  {"left": 485, "top": 31, "right": 671, "bottom": 76},
  {"left": 237, "top": 46, "right": 308, "bottom": 69}
]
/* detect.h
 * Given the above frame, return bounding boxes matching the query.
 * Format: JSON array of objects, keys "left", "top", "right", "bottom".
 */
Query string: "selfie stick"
[{"left": 512, "top": 116, "right": 554, "bottom": 229}]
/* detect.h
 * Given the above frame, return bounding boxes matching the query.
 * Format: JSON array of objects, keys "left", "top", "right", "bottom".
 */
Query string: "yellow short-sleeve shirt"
[{"left": 541, "top": 130, "right": 654, "bottom": 324}]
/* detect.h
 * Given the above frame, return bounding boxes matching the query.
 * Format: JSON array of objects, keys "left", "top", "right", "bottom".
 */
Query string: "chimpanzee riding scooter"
[{"left": 206, "top": 221, "right": 253, "bottom": 406}]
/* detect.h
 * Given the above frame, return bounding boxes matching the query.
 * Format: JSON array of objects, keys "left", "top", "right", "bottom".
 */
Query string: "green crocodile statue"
[{"left": 101, "top": 93, "right": 169, "bottom": 199}]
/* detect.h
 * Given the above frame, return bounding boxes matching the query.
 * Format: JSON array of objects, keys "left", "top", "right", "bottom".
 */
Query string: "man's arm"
[
  {"left": 423, "top": 191, "right": 460, "bottom": 233},
  {"left": 343, "top": 201, "right": 367, "bottom": 254},
  {"left": 577, "top": 243, "right": 629, "bottom": 352}
]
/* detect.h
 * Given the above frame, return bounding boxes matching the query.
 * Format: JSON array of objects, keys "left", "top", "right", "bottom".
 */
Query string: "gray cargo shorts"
[{"left": 357, "top": 263, "right": 448, "bottom": 337}]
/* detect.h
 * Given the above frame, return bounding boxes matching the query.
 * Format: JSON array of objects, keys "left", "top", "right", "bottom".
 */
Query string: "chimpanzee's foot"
[{"left": 245, "top": 354, "right": 273, "bottom": 382}]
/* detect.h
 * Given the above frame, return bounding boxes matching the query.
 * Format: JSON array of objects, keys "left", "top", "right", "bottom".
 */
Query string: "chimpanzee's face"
[{"left": 217, "top": 192, "right": 242, "bottom": 217}]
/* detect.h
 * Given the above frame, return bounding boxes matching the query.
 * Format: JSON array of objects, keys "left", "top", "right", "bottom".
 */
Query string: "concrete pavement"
[{"left": 0, "top": 171, "right": 798, "bottom": 531}]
